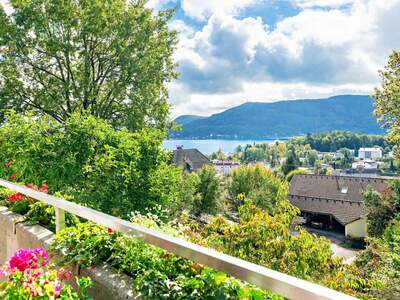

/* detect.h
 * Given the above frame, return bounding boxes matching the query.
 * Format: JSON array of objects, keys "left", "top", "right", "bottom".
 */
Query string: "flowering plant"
[
  {"left": 0, "top": 247, "right": 92, "bottom": 299},
  {"left": 4, "top": 183, "right": 49, "bottom": 215}
]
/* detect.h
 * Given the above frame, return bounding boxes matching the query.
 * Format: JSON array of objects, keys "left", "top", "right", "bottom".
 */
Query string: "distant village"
[{"left": 171, "top": 135, "right": 398, "bottom": 243}]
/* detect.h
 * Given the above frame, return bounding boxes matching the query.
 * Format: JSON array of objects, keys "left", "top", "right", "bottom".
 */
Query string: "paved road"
[{"left": 301, "top": 226, "right": 359, "bottom": 263}]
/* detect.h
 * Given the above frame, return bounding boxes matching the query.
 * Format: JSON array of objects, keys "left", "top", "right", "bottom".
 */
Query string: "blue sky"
[{"left": 146, "top": 0, "right": 400, "bottom": 117}]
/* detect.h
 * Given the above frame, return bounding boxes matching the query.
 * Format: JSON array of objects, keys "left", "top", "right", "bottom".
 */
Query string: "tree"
[
  {"left": 374, "top": 51, "right": 400, "bottom": 153},
  {"left": 281, "top": 145, "right": 299, "bottom": 175},
  {"left": 364, "top": 180, "right": 400, "bottom": 237},
  {"left": 306, "top": 149, "right": 318, "bottom": 167},
  {"left": 286, "top": 168, "right": 309, "bottom": 182},
  {"left": 0, "top": 0, "right": 177, "bottom": 131},
  {"left": 191, "top": 165, "right": 221, "bottom": 216},
  {"left": 228, "top": 163, "right": 287, "bottom": 212}
]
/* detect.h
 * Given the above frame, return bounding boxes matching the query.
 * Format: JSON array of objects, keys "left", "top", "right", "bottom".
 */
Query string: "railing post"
[{"left": 55, "top": 207, "right": 66, "bottom": 233}]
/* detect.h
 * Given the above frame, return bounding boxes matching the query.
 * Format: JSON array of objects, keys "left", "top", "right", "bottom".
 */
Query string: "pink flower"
[
  {"left": 0, "top": 267, "right": 7, "bottom": 278},
  {"left": 8, "top": 247, "right": 49, "bottom": 272},
  {"left": 55, "top": 284, "right": 63, "bottom": 298}
]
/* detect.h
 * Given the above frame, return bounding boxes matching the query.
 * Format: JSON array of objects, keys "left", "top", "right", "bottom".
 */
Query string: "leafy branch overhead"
[{"left": 0, "top": 0, "right": 178, "bottom": 131}]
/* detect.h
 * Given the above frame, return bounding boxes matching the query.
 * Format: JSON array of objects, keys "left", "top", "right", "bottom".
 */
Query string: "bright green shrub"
[
  {"left": 201, "top": 200, "right": 342, "bottom": 282},
  {"left": 52, "top": 222, "right": 115, "bottom": 267},
  {"left": 0, "top": 112, "right": 183, "bottom": 218}
]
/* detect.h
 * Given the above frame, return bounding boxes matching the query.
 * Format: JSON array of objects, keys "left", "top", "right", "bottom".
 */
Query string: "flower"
[
  {"left": 57, "top": 268, "right": 73, "bottom": 281},
  {"left": 55, "top": 284, "right": 63, "bottom": 298},
  {"left": 0, "top": 267, "right": 7, "bottom": 278},
  {"left": 9, "top": 172, "right": 18, "bottom": 181},
  {"left": 107, "top": 228, "right": 113, "bottom": 235},
  {"left": 39, "top": 183, "right": 49, "bottom": 193},
  {"left": 8, "top": 247, "right": 49, "bottom": 272},
  {"left": 7, "top": 192, "right": 25, "bottom": 202}
]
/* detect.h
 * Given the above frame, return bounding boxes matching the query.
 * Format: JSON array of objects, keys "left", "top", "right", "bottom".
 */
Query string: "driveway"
[{"left": 301, "top": 226, "right": 359, "bottom": 263}]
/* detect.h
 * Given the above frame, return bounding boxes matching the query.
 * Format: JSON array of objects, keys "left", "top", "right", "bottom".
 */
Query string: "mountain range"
[{"left": 171, "top": 95, "right": 384, "bottom": 139}]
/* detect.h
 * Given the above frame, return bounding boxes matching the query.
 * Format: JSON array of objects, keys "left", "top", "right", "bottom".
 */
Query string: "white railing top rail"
[{"left": 0, "top": 179, "right": 357, "bottom": 300}]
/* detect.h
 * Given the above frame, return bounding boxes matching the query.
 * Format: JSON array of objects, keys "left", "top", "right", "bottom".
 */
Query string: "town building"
[
  {"left": 172, "top": 146, "right": 210, "bottom": 172},
  {"left": 358, "top": 147, "right": 383, "bottom": 159},
  {"left": 289, "top": 174, "right": 388, "bottom": 238},
  {"left": 212, "top": 160, "right": 240, "bottom": 175}
]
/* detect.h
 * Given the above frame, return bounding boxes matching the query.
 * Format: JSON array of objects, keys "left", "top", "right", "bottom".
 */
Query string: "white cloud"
[
  {"left": 169, "top": 0, "right": 400, "bottom": 116},
  {"left": 294, "top": 0, "right": 356, "bottom": 9},
  {"left": 180, "top": 0, "right": 260, "bottom": 20}
]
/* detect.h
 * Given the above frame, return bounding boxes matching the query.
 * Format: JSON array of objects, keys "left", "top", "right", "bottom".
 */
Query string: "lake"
[{"left": 163, "top": 139, "right": 285, "bottom": 155}]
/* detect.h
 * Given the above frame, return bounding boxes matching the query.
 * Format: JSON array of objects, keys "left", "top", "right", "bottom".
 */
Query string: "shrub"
[
  {"left": 53, "top": 220, "right": 280, "bottom": 299},
  {"left": 201, "top": 200, "right": 342, "bottom": 282},
  {"left": 0, "top": 112, "right": 183, "bottom": 218}
]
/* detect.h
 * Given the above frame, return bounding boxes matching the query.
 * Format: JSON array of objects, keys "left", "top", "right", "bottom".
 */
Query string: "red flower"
[
  {"left": 57, "top": 268, "right": 73, "bottom": 281},
  {"left": 25, "top": 183, "right": 36, "bottom": 190},
  {"left": 7, "top": 193, "right": 25, "bottom": 202},
  {"left": 107, "top": 228, "right": 113, "bottom": 235},
  {"left": 39, "top": 183, "right": 49, "bottom": 193},
  {"left": 9, "top": 173, "right": 18, "bottom": 181}
]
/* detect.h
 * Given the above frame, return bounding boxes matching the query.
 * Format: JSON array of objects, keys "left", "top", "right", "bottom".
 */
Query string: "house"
[
  {"left": 351, "top": 160, "right": 379, "bottom": 171},
  {"left": 289, "top": 174, "right": 388, "bottom": 238},
  {"left": 172, "top": 146, "right": 210, "bottom": 172},
  {"left": 358, "top": 147, "right": 382, "bottom": 159},
  {"left": 213, "top": 160, "right": 240, "bottom": 175}
]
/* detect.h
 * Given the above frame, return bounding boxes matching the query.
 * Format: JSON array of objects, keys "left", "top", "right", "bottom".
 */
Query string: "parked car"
[{"left": 310, "top": 221, "right": 325, "bottom": 229}]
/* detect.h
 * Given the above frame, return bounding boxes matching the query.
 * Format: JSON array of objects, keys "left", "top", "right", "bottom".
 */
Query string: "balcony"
[{"left": 0, "top": 179, "right": 357, "bottom": 300}]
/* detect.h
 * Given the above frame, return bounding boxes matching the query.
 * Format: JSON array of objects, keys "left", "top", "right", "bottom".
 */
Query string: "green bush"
[
  {"left": 0, "top": 112, "right": 183, "bottom": 218},
  {"left": 53, "top": 221, "right": 280, "bottom": 299}
]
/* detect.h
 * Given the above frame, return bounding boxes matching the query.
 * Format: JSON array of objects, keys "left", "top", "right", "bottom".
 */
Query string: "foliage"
[
  {"left": 285, "top": 169, "right": 310, "bottom": 182},
  {"left": 0, "top": 0, "right": 177, "bottom": 132},
  {"left": 363, "top": 180, "right": 400, "bottom": 237},
  {"left": 228, "top": 164, "right": 287, "bottom": 212},
  {"left": 292, "top": 131, "right": 392, "bottom": 153},
  {"left": 191, "top": 165, "right": 221, "bottom": 216},
  {"left": 281, "top": 144, "right": 300, "bottom": 175},
  {"left": 199, "top": 200, "right": 343, "bottom": 282},
  {"left": 52, "top": 222, "right": 116, "bottom": 268},
  {"left": 0, "top": 112, "right": 183, "bottom": 218},
  {"left": 0, "top": 247, "right": 92, "bottom": 299},
  {"left": 53, "top": 221, "right": 280, "bottom": 300},
  {"left": 209, "top": 149, "right": 226, "bottom": 161},
  {"left": 374, "top": 51, "right": 400, "bottom": 156}
]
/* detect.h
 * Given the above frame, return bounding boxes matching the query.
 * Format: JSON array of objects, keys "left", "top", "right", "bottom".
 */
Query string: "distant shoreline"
[{"left": 167, "top": 137, "right": 292, "bottom": 141}]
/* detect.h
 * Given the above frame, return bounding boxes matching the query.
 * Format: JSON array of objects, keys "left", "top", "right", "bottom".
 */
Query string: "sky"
[
  {"left": 148, "top": 0, "right": 400, "bottom": 117},
  {"left": 1, "top": 0, "right": 400, "bottom": 117}
]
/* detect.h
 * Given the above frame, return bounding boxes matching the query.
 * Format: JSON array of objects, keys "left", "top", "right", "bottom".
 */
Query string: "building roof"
[
  {"left": 172, "top": 147, "right": 210, "bottom": 171},
  {"left": 289, "top": 174, "right": 388, "bottom": 225}
]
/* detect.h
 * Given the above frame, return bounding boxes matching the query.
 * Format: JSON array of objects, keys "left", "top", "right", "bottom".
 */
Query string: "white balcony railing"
[{"left": 0, "top": 179, "right": 357, "bottom": 300}]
